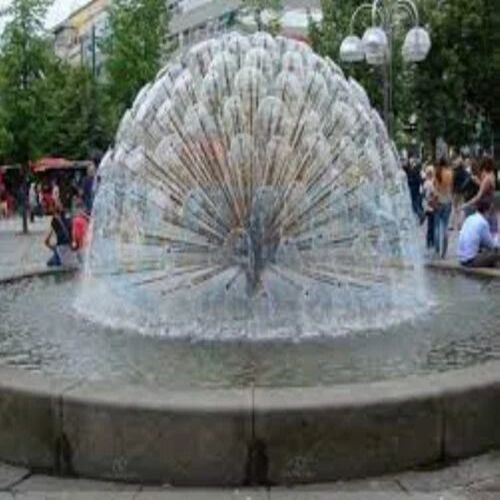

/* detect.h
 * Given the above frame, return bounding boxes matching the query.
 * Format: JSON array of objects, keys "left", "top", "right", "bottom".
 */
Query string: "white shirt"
[{"left": 457, "top": 212, "right": 497, "bottom": 263}]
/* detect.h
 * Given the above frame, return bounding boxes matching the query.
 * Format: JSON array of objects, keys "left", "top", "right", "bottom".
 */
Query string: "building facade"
[
  {"left": 52, "top": 0, "right": 322, "bottom": 74},
  {"left": 53, "top": 0, "right": 111, "bottom": 76}
]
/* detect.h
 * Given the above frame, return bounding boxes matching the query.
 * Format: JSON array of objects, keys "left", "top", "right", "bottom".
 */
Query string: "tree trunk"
[{"left": 21, "top": 163, "right": 28, "bottom": 234}]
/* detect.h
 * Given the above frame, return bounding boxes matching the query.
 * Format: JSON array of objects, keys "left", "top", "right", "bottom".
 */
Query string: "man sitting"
[{"left": 457, "top": 199, "right": 499, "bottom": 268}]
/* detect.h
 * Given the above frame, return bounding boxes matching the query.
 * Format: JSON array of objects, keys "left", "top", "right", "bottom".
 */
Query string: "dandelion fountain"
[{"left": 83, "top": 31, "right": 427, "bottom": 339}]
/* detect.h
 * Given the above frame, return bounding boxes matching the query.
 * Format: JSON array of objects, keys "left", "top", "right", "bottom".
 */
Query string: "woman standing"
[
  {"left": 433, "top": 158, "right": 453, "bottom": 259},
  {"left": 422, "top": 165, "right": 435, "bottom": 250}
]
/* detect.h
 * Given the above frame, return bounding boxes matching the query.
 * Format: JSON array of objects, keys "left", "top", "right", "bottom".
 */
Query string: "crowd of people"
[
  {"left": 43, "top": 165, "right": 97, "bottom": 268},
  {"left": 41, "top": 154, "right": 500, "bottom": 271},
  {"left": 0, "top": 169, "right": 17, "bottom": 218},
  {"left": 404, "top": 154, "right": 499, "bottom": 268}
]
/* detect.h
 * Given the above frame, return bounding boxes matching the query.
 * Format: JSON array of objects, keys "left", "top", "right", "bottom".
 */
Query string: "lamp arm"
[
  {"left": 396, "top": 0, "right": 419, "bottom": 25},
  {"left": 349, "top": 3, "right": 373, "bottom": 33},
  {"left": 371, "top": 0, "right": 386, "bottom": 26}
]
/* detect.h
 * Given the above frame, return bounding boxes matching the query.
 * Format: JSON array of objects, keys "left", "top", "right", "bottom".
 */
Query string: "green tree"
[
  {"left": 0, "top": 0, "right": 52, "bottom": 233},
  {"left": 40, "top": 62, "right": 111, "bottom": 159},
  {"left": 243, "top": 0, "right": 282, "bottom": 32},
  {"left": 410, "top": 0, "right": 495, "bottom": 157},
  {"left": 102, "top": 0, "right": 172, "bottom": 132}
]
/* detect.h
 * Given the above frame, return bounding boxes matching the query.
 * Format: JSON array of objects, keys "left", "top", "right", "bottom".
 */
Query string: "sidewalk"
[
  {"left": 0, "top": 452, "right": 499, "bottom": 499},
  {"left": 0, "top": 217, "right": 51, "bottom": 279}
]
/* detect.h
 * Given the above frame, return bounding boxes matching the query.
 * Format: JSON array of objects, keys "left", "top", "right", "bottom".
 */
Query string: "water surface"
[{"left": 0, "top": 272, "right": 498, "bottom": 388}]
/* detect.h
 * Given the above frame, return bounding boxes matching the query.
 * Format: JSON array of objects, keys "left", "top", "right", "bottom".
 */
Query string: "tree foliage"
[
  {"left": 309, "top": 0, "right": 495, "bottom": 155},
  {"left": 0, "top": 0, "right": 53, "bottom": 165},
  {"left": 411, "top": 0, "right": 495, "bottom": 154},
  {"left": 42, "top": 63, "right": 110, "bottom": 159},
  {"left": 102, "top": 0, "right": 172, "bottom": 131},
  {"left": 242, "top": 0, "right": 282, "bottom": 32},
  {"left": 0, "top": 3, "right": 109, "bottom": 163}
]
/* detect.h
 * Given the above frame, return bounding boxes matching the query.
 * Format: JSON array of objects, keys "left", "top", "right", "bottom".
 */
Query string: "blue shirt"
[{"left": 457, "top": 212, "right": 497, "bottom": 263}]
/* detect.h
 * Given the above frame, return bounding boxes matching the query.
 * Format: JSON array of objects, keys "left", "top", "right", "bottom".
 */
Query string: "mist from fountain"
[{"left": 78, "top": 32, "right": 427, "bottom": 340}]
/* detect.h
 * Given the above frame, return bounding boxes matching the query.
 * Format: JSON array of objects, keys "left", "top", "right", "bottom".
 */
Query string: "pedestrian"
[
  {"left": 36, "top": 183, "right": 43, "bottom": 216},
  {"left": 0, "top": 186, "right": 8, "bottom": 219},
  {"left": 450, "top": 154, "right": 467, "bottom": 231},
  {"left": 458, "top": 199, "right": 499, "bottom": 268},
  {"left": 422, "top": 165, "right": 435, "bottom": 250},
  {"left": 433, "top": 158, "right": 453, "bottom": 259},
  {"left": 405, "top": 157, "right": 424, "bottom": 222},
  {"left": 82, "top": 164, "right": 96, "bottom": 214},
  {"left": 44, "top": 201, "right": 73, "bottom": 267},
  {"left": 52, "top": 179, "right": 60, "bottom": 206},
  {"left": 29, "top": 182, "right": 37, "bottom": 223},
  {"left": 462, "top": 156, "right": 497, "bottom": 235},
  {"left": 71, "top": 198, "right": 91, "bottom": 264}
]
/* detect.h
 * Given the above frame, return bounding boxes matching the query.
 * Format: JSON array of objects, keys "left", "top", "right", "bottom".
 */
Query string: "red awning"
[
  {"left": 32, "top": 158, "right": 73, "bottom": 172},
  {"left": 32, "top": 158, "right": 93, "bottom": 173}
]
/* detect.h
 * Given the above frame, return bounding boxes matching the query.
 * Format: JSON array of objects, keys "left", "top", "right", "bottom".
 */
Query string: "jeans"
[
  {"left": 462, "top": 248, "right": 500, "bottom": 268},
  {"left": 409, "top": 186, "right": 423, "bottom": 220},
  {"left": 426, "top": 212, "right": 435, "bottom": 249},
  {"left": 46, "top": 245, "right": 72, "bottom": 267},
  {"left": 487, "top": 209, "right": 498, "bottom": 235},
  {"left": 434, "top": 202, "right": 452, "bottom": 258},
  {"left": 47, "top": 248, "right": 62, "bottom": 267}
]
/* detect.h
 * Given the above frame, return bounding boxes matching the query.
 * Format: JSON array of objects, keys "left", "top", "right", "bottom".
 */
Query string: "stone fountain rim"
[{"left": 0, "top": 267, "right": 499, "bottom": 485}]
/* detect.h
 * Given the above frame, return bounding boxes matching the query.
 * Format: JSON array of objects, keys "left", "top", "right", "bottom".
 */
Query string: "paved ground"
[
  {"left": 0, "top": 217, "right": 51, "bottom": 279},
  {"left": 0, "top": 452, "right": 499, "bottom": 498}
]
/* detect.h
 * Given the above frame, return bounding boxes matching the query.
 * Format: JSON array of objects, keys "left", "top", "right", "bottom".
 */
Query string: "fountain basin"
[
  {"left": 0, "top": 268, "right": 499, "bottom": 485},
  {"left": 1, "top": 271, "right": 499, "bottom": 387},
  {"left": 0, "top": 360, "right": 499, "bottom": 486}
]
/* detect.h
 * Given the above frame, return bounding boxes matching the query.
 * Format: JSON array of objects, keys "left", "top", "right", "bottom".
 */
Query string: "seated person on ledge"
[
  {"left": 457, "top": 199, "right": 499, "bottom": 268},
  {"left": 44, "top": 201, "right": 72, "bottom": 267}
]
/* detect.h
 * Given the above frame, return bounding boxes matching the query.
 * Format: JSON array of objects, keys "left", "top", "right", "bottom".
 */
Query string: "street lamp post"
[{"left": 339, "top": 0, "right": 431, "bottom": 137}]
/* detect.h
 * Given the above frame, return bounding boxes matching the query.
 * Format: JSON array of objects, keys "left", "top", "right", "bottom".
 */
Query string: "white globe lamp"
[
  {"left": 402, "top": 26, "right": 431, "bottom": 62},
  {"left": 340, "top": 35, "right": 365, "bottom": 63},
  {"left": 362, "top": 27, "right": 388, "bottom": 65}
]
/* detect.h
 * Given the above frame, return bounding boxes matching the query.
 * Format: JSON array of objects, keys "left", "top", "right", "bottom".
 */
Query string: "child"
[{"left": 71, "top": 198, "right": 91, "bottom": 264}]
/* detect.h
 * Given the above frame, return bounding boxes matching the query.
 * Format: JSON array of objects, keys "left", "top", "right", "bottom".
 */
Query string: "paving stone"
[
  {"left": 13, "top": 474, "right": 139, "bottom": 499},
  {"left": 407, "top": 494, "right": 468, "bottom": 500},
  {"left": 325, "top": 477, "right": 403, "bottom": 492},
  {"left": 467, "top": 475, "right": 500, "bottom": 492},
  {"left": 461, "top": 494, "right": 500, "bottom": 500},
  {"left": 398, "top": 454, "right": 500, "bottom": 492},
  {"left": 135, "top": 488, "right": 268, "bottom": 499},
  {"left": 15, "top": 494, "right": 136, "bottom": 500},
  {"left": 0, "top": 463, "right": 29, "bottom": 489},
  {"left": 270, "top": 491, "right": 416, "bottom": 499}
]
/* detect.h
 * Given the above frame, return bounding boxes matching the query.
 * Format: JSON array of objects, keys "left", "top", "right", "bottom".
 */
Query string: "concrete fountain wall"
[{"left": 1, "top": 356, "right": 499, "bottom": 486}]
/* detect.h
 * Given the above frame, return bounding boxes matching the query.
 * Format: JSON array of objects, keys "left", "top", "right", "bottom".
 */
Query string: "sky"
[{"left": 0, "top": 0, "right": 89, "bottom": 32}]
